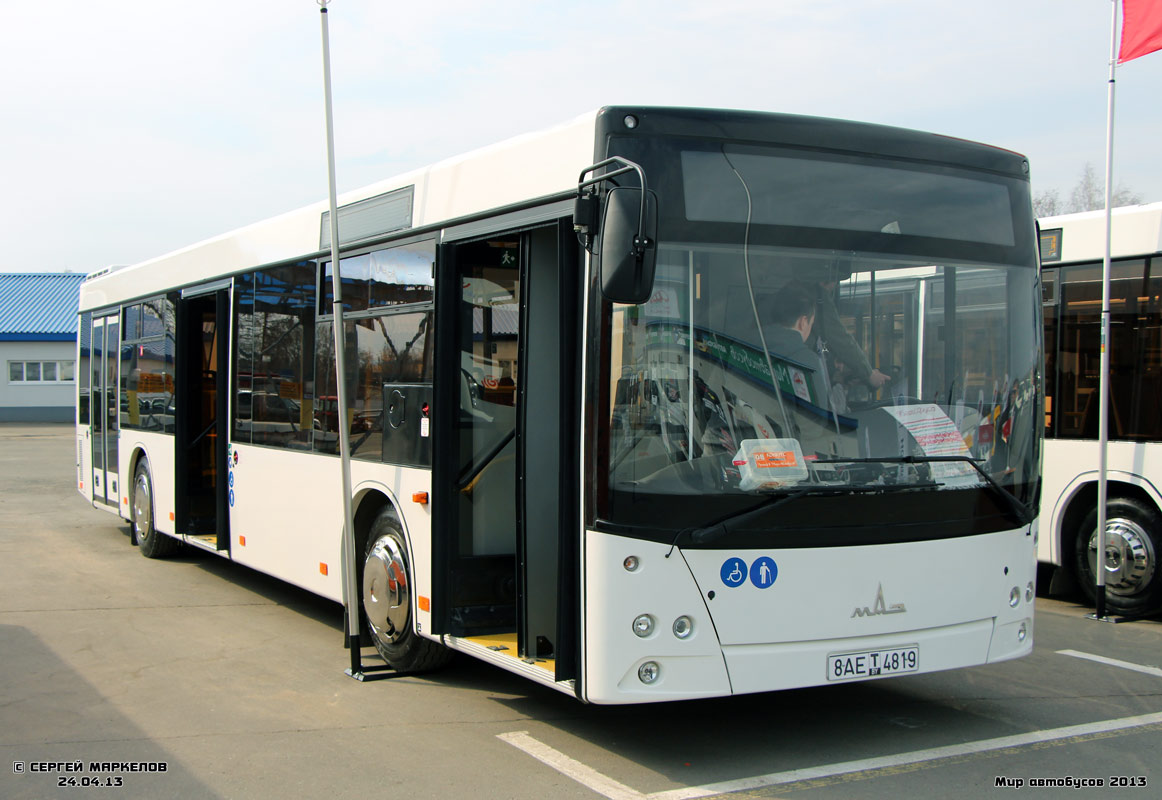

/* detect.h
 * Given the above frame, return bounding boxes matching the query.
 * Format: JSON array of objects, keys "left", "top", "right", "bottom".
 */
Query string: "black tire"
[
  {"left": 1074, "top": 496, "right": 1162, "bottom": 616},
  {"left": 132, "top": 459, "right": 178, "bottom": 559},
  {"left": 362, "top": 510, "right": 450, "bottom": 672}
]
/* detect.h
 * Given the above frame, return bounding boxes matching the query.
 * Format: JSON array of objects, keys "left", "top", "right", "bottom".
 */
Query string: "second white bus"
[{"left": 1039, "top": 202, "right": 1162, "bottom": 616}]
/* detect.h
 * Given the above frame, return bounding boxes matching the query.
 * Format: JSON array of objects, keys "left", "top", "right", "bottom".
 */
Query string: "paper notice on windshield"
[
  {"left": 882, "top": 404, "right": 978, "bottom": 487},
  {"left": 788, "top": 367, "right": 811, "bottom": 402}
]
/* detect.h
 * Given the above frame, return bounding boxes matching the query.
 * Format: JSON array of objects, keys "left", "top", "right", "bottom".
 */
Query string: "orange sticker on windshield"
[{"left": 755, "top": 451, "right": 797, "bottom": 469}]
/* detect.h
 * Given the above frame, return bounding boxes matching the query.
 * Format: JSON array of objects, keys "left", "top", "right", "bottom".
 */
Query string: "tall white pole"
[
  {"left": 1094, "top": 0, "right": 1118, "bottom": 620},
  {"left": 318, "top": 0, "right": 362, "bottom": 669}
]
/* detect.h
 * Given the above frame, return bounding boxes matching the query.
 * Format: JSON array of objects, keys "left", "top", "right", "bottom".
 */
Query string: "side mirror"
[{"left": 600, "top": 186, "right": 658, "bottom": 305}]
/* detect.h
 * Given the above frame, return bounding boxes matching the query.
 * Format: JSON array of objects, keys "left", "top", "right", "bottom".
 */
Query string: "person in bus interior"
[
  {"left": 805, "top": 260, "right": 891, "bottom": 397},
  {"left": 763, "top": 281, "right": 831, "bottom": 408}
]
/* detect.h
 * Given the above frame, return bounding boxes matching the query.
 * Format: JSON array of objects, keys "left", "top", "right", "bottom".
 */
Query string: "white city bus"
[
  {"left": 77, "top": 106, "right": 1041, "bottom": 703},
  {"left": 1039, "top": 202, "right": 1162, "bottom": 616}
]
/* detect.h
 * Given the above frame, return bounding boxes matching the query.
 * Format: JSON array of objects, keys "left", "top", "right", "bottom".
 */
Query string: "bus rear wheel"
[
  {"left": 133, "top": 460, "right": 178, "bottom": 559},
  {"left": 362, "top": 510, "right": 450, "bottom": 673},
  {"left": 1074, "top": 496, "right": 1162, "bottom": 616}
]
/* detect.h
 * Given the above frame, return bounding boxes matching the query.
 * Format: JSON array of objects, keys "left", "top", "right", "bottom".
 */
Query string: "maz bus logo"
[{"left": 851, "top": 584, "right": 907, "bottom": 618}]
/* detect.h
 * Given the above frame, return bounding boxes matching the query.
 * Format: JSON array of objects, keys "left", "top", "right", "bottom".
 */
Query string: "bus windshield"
[{"left": 601, "top": 140, "right": 1040, "bottom": 539}]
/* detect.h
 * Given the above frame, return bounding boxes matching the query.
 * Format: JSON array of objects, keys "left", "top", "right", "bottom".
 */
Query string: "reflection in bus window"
[
  {"left": 1046, "top": 260, "right": 1162, "bottom": 440},
  {"left": 313, "top": 310, "right": 433, "bottom": 459},
  {"left": 120, "top": 295, "right": 176, "bottom": 433},
  {"left": 605, "top": 245, "right": 1040, "bottom": 525},
  {"left": 323, "top": 240, "right": 435, "bottom": 314},
  {"left": 234, "top": 262, "right": 316, "bottom": 450}
]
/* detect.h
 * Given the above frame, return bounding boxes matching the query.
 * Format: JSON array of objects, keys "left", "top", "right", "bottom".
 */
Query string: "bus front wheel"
[
  {"left": 362, "top": 510, "right": 450, "bottom": 673},
  {"left": 1074, "top": 496, "right": 1162, "bottom": 616},
  {"left": 133, "top": 459, "right": 178, "bottom": 559}
]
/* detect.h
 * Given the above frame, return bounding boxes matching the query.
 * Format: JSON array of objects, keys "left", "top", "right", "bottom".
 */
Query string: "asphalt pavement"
[{"left": 2, "top": 424, "right": 1159, "bottom": 800}]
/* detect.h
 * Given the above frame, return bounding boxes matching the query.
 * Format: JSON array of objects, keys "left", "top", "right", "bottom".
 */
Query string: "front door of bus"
[
  {"left": 91, "top": 314, "right": 119, "bottom": 508},
  {"left": 434, "top": 219, "right": 578, "bottom": 680}
]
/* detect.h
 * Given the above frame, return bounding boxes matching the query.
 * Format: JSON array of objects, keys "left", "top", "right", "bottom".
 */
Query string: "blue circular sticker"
[
  {"left": 228, "top": 489, "right": 235, "bottom": 507},
  {"left": 720, "top": 558, "right": 748, "bottom": 587},
  {"left": 750, "top": 557, "right": 778, "bottom": 588},
  {"left": 228, "top": 472, "right": 234, "bottom": 487}
]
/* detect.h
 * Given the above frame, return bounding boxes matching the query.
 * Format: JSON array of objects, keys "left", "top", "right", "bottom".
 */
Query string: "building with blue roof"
[{"left": 1, "top": 272, "right": 87, "bottom": 422}]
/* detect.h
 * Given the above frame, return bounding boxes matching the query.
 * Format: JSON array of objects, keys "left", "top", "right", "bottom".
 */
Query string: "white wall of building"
[{"left": 1, "top": 340, "right": 77, "bottom": 421}]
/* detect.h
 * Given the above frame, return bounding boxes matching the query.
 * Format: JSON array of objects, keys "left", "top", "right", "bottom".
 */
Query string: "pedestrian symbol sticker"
[
  {"left": 720, "top": 558, "right": 747, "bottom": 587},
  {"left": 750, "top": 557, "right": 778, "bottom": 588}
]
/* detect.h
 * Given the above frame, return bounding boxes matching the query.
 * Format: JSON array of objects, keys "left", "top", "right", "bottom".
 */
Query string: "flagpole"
[
  {"left": 1091, "top": 0, "right": 1118, "bottom": 622},
  {"left": 318, "top": 0, "right": 363, "bottom": 672}
]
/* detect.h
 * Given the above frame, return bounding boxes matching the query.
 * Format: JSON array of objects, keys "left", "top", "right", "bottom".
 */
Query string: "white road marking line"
[
  {"left": 651, "top": 712, "right": 1162, "bottom": 799},
  {"left": 500, "top": 711, "right": 1162, "bottom": 800},
  {"left": 497, "top": 731, "right": 645, "bottom": 800},
  {"left": 1057, "top": 649, "right": 1162, "bottom": 678}
]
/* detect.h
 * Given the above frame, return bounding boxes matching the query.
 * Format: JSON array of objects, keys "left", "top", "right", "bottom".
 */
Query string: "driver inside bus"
[
  {"left": 806, "top": 260, "right": 891, "bottom": 395},
  {"left": 763, "top": 281, "right": 831, "bottom": 409}
]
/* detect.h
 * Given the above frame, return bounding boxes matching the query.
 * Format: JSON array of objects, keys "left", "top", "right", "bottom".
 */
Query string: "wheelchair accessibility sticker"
[{"left": 720, "top": 558, "right": 748, "bottom": 587}]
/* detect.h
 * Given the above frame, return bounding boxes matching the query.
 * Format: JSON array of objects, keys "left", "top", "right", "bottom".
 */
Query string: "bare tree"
[
  {"left": 1033, "top": 188, "right": 1062, "bottom": 217},
  {"left": 1035, "top": 163, "right": 1143, "bottom": 218},
  {"left": 1068, "top": 163, "right": 1104, "bottom": 212}
]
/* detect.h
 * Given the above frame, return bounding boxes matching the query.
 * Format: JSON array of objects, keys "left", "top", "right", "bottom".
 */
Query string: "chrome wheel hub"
[
  {"left": 363, "top": 535, "right": 409, "bottom": 644},
  {"left": 133, "top": 474, "right": 151, "bottom": 540},
  {"left": 1087, "top": 517, "right": 1156, "bottom": 596}
]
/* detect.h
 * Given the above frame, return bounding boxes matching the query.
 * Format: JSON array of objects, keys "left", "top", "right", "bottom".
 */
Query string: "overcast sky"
[{"left": 2, "top": 0, "right": 1159, "bottom": 274}]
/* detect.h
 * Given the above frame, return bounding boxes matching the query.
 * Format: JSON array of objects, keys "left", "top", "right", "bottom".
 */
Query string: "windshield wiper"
[
  {"left": 814, "top": 455, "right": 1034, "bottom": 527},
  {"left": 672, "top": 482, "right": 941, "bottom": 549}
]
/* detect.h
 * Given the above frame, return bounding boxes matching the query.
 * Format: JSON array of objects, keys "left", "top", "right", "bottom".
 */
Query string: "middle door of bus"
[
  {"left": 432, "top": 216, "right": 579, "bottom": 680},
  {"left": 174, "top": 284, "right": 231, "bottom": 551}
]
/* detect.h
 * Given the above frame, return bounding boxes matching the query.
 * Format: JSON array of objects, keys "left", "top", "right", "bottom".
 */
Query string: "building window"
[{"left": 8, "top": 360, "right": 76, "bottom": 383}]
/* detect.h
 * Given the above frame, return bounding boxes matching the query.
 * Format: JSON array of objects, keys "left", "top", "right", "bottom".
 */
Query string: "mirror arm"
[{"left": 577, "top": 157, "right": 651, "bottom": 255}]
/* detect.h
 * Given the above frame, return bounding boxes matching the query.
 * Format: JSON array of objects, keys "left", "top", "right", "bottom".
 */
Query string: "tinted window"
[
  {"left": 1049, "top": 258, "right": 1162, "bottom": 441},
  {"left": 78, "top": 312, "right": 91, "bottom": 424},
  {"left": 233, "top": 272, "right": 255, "bottom": 444},
  {"left": 322, "top": 240, "right": 435, "bottom": 313},
  {"left": 681, "top": 147, "right": 1017, "bottom": 246},
  {"left": 240, "top": 262, "right": 316, "bottom": 449},
  {"left": 120, "top": 296, "right": 177, "bottom": 433},
  {"left": 142, "top": 299, "right": 164, "bottom": 339},
  {"left": 119, "top": 341, "right": 137, "bottom": 429},
  {"left": 123, "top": 305, "right": 141, "bottom": 341},
  {"left": 314, "top": 310, "right": 434, "bottom": 459}
]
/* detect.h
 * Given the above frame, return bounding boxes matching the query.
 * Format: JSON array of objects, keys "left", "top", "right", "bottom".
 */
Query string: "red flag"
[{"left": 1120, "top": 0, "right": 1162, "bottom": 62}]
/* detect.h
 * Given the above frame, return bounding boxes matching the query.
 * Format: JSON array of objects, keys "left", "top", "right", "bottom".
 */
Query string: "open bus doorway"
[
  {"left": 432, "top": 220, "right": 579, "bottom": 682},
  {"left": 175, "top": 287, "right": 230, "bottom": 552}
]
